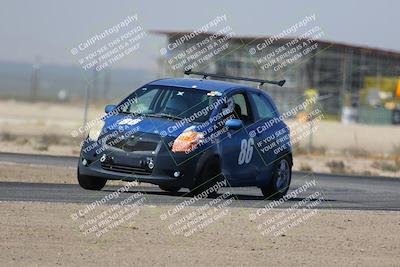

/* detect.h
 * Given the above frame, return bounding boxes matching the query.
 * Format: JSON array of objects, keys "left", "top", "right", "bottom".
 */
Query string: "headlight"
[
  {"left": 172, "top": 130, "right": 204, "bottom": 153},
  {"left": 88, "top": 120, "right": 105, "bottom": 141}
]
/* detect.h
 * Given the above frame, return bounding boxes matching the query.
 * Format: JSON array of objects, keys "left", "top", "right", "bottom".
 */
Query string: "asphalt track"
[{"left": 0, "top": 152, "right": 399, "bottom": 211}]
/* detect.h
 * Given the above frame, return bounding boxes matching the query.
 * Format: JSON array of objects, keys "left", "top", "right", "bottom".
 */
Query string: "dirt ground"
[
  {"left": 0, "top": 150, "right": 398, "bottom": 266},
  {"left": 0, "top": 162, "right": 76, "bottom": 184},
  {"left": 1, "top": 134, "right": 400, "bottom": 178},
  {"left": 1, "top": 156, "right": 399, "bottom": 189},
  {"left": 0, "top": 162, "right": 132, "bottom": 186},
  {"left": 1, "top": 99, "right": 400, "bottom": 177},
  {"left": 0, "top": 201, "right": 399, "bottom": 266},
  {"left": 1, "top": 99, "right": 400, "bottom": 154},
  {"left": 0, "top": 158, "right": 398, "bottom": 191}
]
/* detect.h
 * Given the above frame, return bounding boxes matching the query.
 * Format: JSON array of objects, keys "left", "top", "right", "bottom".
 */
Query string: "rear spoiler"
[{"left": 184, "top": 69, "right": 286, "bottom": 88}]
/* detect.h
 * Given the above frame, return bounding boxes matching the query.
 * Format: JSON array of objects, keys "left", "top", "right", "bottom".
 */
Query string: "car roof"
[{"left": 148, "top": 78, "right": 256, "bottom": 92}]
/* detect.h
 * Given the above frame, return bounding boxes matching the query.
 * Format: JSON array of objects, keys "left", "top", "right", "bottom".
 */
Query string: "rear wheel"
[
  {"left": 190, "top": 159, "right": 222, "bottom": 198},
  {"left": 159, "top": 185, "right": 181, "bottom": 193},
  {"left": 77, "top": 169, "right": 107, "bottom": 190},
  {"left": 261, "top": 154, "right": 292, "bottom": 199}
]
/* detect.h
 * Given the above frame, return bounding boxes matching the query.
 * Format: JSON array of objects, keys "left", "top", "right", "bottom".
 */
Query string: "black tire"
[
  {"left": 190, "top": 159, "right": 222, "bottom": 198},
  {"left": 261, "top": 154, "right": 292, "bottom": 199},
  {"left": 159, "top": 185, "right": 181, "bottom": 193},
  {"left": 77, "top": 169, "right": 107, "bottom": 190}
]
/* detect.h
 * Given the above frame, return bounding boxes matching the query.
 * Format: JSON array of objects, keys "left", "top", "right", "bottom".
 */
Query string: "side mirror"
[
  {"left": 225, "top": 119, "right": 243, "bottom": 130},
  {"left": 104, "top": 104, "right": 116, "bottom": 114}
]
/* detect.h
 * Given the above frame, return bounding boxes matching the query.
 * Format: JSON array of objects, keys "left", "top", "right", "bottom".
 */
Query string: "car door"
[
  {"left": 248, "top": 91, "right": 285, "bottom": 185},
  {"left": 218, "top": 90, "right": 259, "bottom": 186}
]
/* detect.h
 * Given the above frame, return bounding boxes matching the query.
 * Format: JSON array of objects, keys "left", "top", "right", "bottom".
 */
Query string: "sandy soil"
[
  {"left": 0, "top": 99, "right": 103, "bottom": 137},
  {"left": 0, "top": 162, "right": 76, "bottom": 184},
  {"left": 0, "top": 157, "right": 399, "bottom": 190},
  {"left": 294, "top": 154, "right": 400, "bottom": 177},
  {"left": 0, "top": 154, "right": 398, "bottom": 266},
  {"left": 0, "top": 157, "right": 398, "bottom": 193},
  {"left": 0, "top": 139, "right": 80, "bottom": 156},
  {"left": 1, "top": 99, "right": 400, "bottom": 177},
  {"left": 1, "top": 99, "right": 400, "bottom": 154},
  {"left": 0, "top": 163, "right": 135, "bottom": 188},
  {"left": 0, "top": 201, "right": 399, "bottom": 266}
]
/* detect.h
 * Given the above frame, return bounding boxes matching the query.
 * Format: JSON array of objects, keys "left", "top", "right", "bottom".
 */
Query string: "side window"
[
  {"left": 232, "top": 94, "right": 248, "bottom": 116},
  {"left": 250, "top": 93, "right": 276, "bottom": 120},
  {"left": 227, "top": 92, "right": 253, "bottom": 124}
]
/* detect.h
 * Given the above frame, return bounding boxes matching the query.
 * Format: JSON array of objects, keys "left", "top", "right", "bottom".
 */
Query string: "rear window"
[{"left": 249, "top": 93, "right": 277, "bottom": 120}]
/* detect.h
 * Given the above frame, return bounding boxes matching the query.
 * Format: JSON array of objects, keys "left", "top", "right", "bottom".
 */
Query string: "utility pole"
[
  {"left": 83, "top": 83, "right": 90, "bottom": 128},
  {"left": 92, "top": 66, "right": 98, "bottom": 103},
  {"left": 103, "top": 68, "right": 111, "bottom": 100},
  {"left": 341, "top": 51, "right": 348, "bottom": 111},
  {"left": 30, "top": 56, "right": 41, "bottom": 102},
  {"left": 376, "top": 56, "right": 382, "bottom": 90}
]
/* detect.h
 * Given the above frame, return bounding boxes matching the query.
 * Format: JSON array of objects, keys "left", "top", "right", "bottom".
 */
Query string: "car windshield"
[{"left": 119, "top": 86, "right": 222, "bottom": 123}]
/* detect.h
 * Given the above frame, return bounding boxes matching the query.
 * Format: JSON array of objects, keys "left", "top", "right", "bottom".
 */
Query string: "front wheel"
[
  {"left": 190, "top": 159, "right": 222, "bottom": 198},
  {"left": 77, "top": 169, "right": 107, "bottom": 190},
  {"left": 261, "top": 155, "right": 292, "bottom": 199}
]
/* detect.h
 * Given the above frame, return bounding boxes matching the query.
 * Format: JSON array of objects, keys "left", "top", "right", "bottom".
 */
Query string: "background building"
[{"left": 155, "top": 31, "right": 400, "bottom": 124}]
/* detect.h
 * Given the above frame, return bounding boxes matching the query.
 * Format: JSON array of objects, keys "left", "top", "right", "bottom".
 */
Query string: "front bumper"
[{"left": 78, "top": 138, "right": 201, "bottom": 188}]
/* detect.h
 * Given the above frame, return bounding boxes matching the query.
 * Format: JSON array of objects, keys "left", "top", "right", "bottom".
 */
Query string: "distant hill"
[{"left": 0, "top": 61, "right": 156, "bottom": 101}]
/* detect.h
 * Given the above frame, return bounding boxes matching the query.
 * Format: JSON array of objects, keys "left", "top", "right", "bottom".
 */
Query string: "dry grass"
[
  {"left": 371, "top": 160, "right": 400, "bottom": 173},
  {"left": 292, "top": 144, "right": 326, "bottom": 156},
  {"left": 342, "top": 147, "right": 370, "bottom": 157},
  {"left": 391, "top": 145, "right": 400, "bottom": 160},
  {"left": 0, "top": 132, "right": 17, "bottom": 142},
  {"left": 1, "top": 131, "right": 81, "bottom": 154},
  {"left": 326, "top": 160, "right": 346, "bottom": 174},
  {"left": 299, "top": 163, "right": 312, "bottom": 172}
]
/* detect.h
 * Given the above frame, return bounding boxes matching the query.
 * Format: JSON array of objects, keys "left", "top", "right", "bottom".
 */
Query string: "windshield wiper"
[
  {"left": 119, "top": 110, "right": 144, "bottom": 116},
  {"left": 120, "top": 111, "right": 182, "bottom": 121},
  {"left": 146, "top": 113, "right": 183, "bottom": 120}
]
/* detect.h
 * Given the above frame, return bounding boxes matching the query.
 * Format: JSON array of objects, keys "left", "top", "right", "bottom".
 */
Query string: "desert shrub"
[
  {"left": 342, "top": 147, "right": 370, "bottom": 157},
  {"left": 326, "top": 160, "right": 346, "bottom": 173},
  {"left": 299, "top": 164, "right": 312, "bottom": 172},
  {"left": 39, "top": 134, "right": 62, "bottom": 146},
  {"left": 0, "top": 132, "right": 17, "bottom": 142},
  {"left": 371, "top": 161, "right": 400, "bottom": 172},
  {"left": 391, "top": 145, "right": 400, "bottom": 161}
]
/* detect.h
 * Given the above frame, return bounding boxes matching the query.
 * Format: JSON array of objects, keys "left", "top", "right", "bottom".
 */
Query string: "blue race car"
[{"left": 78, "top": 70, "right": 293, "bottom": 198}]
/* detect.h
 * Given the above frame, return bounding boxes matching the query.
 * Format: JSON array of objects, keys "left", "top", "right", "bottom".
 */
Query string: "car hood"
[{"left": 103, "top": 114, "right": 194, "bottom": 138}]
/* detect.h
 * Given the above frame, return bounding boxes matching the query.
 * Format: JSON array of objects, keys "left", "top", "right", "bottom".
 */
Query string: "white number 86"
[{"left": 238, "top": 138, "right": 254, "bottom": 165}]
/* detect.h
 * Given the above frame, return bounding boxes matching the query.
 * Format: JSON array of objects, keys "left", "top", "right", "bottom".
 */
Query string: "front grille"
[
  {"left": 105, "top": 132, "right": 159, "bottom": 152},
  {"left": 122, "top": 140, "right": 157, "bottom": 152},
  {"left": 101, "top": 163, "right": 152, "bottom": 175}
]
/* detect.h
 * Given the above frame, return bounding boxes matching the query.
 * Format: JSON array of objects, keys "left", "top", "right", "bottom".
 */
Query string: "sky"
[{"left": 0, "top": 0, "right": 398, "bottom": 71}]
